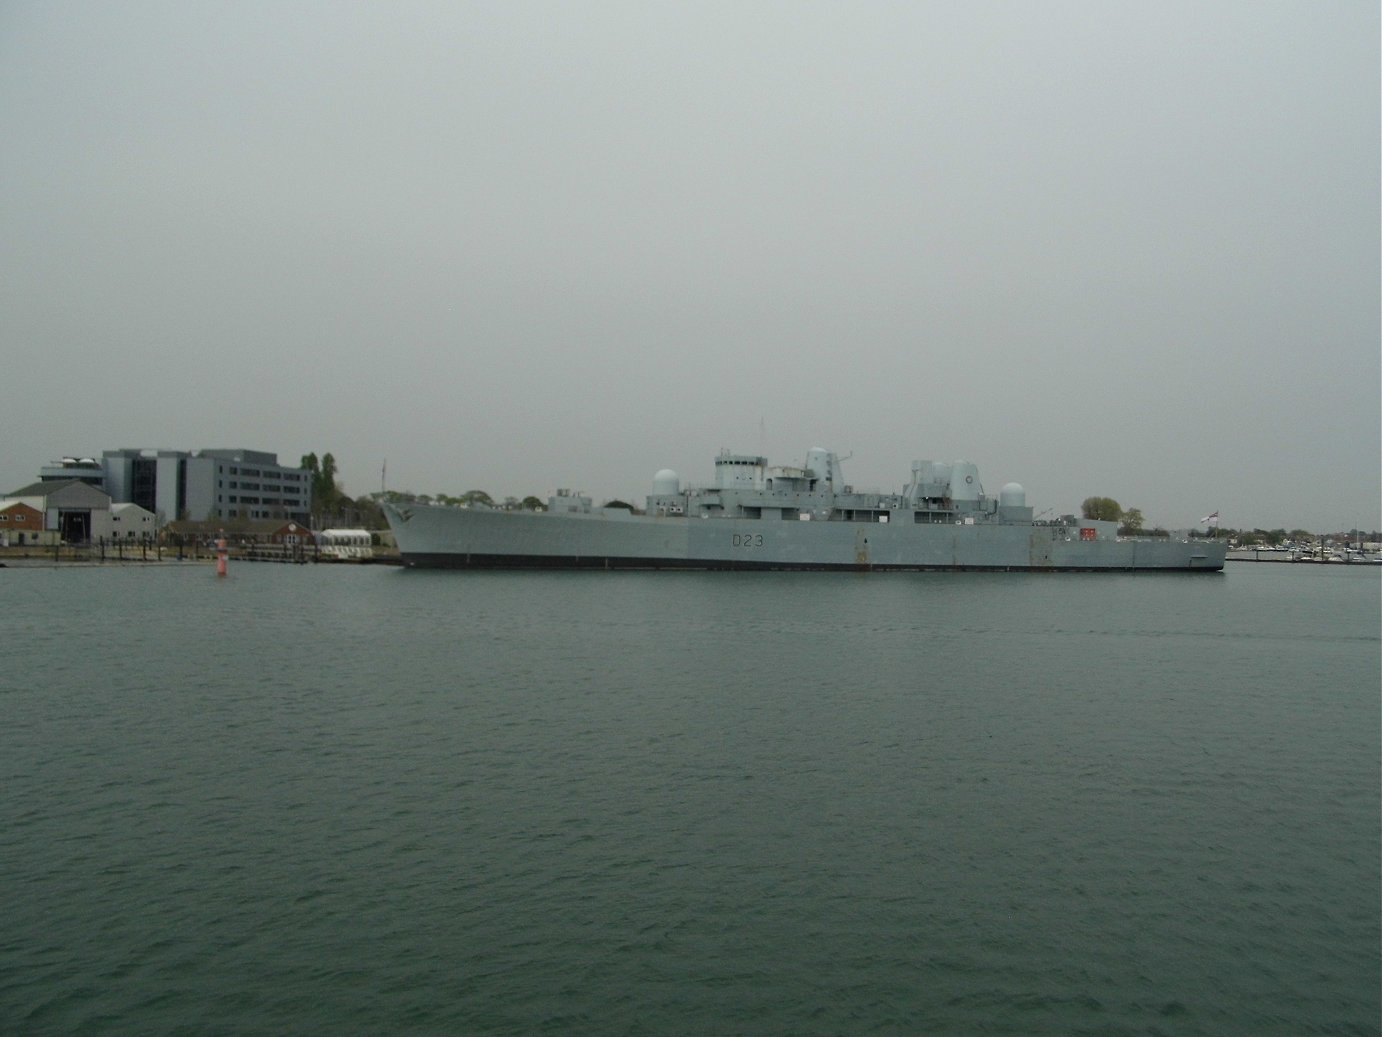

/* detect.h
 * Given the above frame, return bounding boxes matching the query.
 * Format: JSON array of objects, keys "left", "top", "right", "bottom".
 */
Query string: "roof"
[
  {"left": 8, "top": 479, "right": 59, "bottom": 496},
  {"left": 111, "top": 502, "right": 155, "bottom": 518},
  {"left": 4, "top": 479, "right": 112, "bottom": 506}
]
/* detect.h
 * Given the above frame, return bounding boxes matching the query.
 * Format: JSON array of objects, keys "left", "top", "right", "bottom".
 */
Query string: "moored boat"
[{"left": 383, "top": 447, "right": 1227, "bottom": 572}]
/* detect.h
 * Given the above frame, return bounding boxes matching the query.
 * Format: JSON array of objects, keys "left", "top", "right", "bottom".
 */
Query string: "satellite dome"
[
  {"left": 999, "top": 482, "right": 1026, "bottom": 508},
  {"left": 652, "top": 469, "right": 680, "bottom": 495}
]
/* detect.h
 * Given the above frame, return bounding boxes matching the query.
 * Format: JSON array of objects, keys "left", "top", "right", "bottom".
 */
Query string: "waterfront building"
[
  {"left": 1, "top": 479, "right": 113, "bottom": 543},
  {"left": 0, "top": 501, "right": 44, "bottom": 546},
  {"left": 110, "top": 502, "right": 157, "bottom": 540},
  {"left": 99, "top": 448, "right": 311, "bottom": 524}
]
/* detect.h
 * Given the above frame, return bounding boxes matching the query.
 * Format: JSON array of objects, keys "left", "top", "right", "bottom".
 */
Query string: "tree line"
[
  {"left": 373, "top": 489, "right": 546, "bottom": 511},
  {"left": 1080, "top": 496, "right": 1147, "bottom": 536},
  {"left": 300, "top": 454, "right": 552, "bottom": 528},
  {"left": 300, "top": 452, "right": 386, "bottom": 529},
  {"left": 1079, "top": 496, "right": 1374, "bottom": 543}
]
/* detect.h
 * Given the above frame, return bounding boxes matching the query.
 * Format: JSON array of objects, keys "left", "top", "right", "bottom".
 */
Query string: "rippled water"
[{"left": 2, "top": 562, "right": 1378, "bottom": 1035}]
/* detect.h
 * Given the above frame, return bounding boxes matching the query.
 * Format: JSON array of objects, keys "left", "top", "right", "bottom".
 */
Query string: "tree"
[
  {"left": 1080, "top": 497, "right": 1122, "bottom": 522},
  {"left": 1117, "top": 507, "right": 1145, "bottom": 536},
  {"left": 351, "top": 495, "right": 385, "bottom": 529},
  {"left": 521, "top": 496, "right": 545, "bottom": 511},
  {"left": 300, "top": 450, "right": 345, "bottom": 523}
]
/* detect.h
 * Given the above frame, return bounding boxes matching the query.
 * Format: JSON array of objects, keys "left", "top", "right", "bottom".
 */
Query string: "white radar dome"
[
  {"left": 652, "top": 469, "right": 680, "bottom": 495},
  {"left": 999, "top": 482, "right": 1026, "bottom": 508}
]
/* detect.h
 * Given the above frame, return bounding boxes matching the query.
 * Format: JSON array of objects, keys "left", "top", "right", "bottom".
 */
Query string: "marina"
[{"left": 1227, "top": 546, "right": 1381, "bottom": 563}]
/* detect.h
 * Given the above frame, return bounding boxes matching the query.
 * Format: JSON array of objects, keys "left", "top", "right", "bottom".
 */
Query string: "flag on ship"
[{"left": 1200, "top": 511, "right": 1220, "bottom": 528}]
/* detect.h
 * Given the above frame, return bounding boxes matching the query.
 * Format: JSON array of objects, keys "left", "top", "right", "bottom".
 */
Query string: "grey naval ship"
[{"left": 383, "top": 447, "right": 1226, "bottom": 572}]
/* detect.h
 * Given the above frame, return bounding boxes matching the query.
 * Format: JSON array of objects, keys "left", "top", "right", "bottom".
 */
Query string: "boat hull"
[{"left": 383, "top": 504, "right": 1226, "bottom": 572}]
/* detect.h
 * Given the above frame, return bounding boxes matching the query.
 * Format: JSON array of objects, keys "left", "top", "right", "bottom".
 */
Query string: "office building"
[{"left": 100, "top": 449, "right": 312, "bottom": 523}]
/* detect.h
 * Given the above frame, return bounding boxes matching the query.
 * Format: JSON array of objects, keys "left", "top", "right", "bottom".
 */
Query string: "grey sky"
[{"left": 2, "top": 1, "right": 1377, "bottom": 531}]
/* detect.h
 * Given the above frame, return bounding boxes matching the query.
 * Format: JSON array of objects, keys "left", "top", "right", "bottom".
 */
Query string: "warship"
[{"left": 382, "top": 447, "right": 1225, "bottom": 572}]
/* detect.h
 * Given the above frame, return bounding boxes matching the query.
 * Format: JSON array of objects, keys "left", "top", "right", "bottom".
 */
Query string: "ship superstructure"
[{"left": 645, "top": 448, "right": 1029, "bottom": 526}]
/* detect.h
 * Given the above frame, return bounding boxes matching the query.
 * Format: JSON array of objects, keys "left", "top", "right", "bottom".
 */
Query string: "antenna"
[{"left": 381, "top": 460, "right": 387, "bottom": 495}]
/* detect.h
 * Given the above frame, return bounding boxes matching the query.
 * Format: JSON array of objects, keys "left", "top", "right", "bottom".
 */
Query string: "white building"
[
  {"left": 0, "top": 479, "right": 113, "bottom": 543},
  {"left": 110, "top": 501, "right": 157, "bottom": 540}
]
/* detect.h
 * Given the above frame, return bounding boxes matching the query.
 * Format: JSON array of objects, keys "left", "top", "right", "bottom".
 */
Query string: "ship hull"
[{"left": 384, "top": 505, "right": 1226, "bottom": 572}]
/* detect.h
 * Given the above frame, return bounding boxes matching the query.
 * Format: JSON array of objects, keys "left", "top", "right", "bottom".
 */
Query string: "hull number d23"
[{"left": 732, "top": 533, "right": 765, "bottom": 548}]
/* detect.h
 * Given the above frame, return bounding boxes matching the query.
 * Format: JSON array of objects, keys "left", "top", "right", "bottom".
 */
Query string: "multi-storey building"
[{"left": 100, "top": 449, "right": 312, "bottom": 524}]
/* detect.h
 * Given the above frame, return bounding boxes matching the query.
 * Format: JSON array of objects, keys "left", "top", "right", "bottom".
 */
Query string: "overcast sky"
[{"left": 2, "top": 1, "right": 1377, "bottom": 531}]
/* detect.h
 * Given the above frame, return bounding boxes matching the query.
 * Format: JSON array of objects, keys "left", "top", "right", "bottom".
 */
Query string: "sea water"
[{"left": 1, "top": 562, "right": 1377, "bottom": 1035}]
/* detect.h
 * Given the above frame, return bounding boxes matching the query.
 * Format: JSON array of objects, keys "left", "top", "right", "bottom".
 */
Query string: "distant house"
[
  {"left": 0, "top": 501, "right": 44, "bottom": 546},
  {"left": 110, "top": 502, "right": 157, "bottom": 540},
  {"left": 270, "top": 521, "right": 312, "bottom": 547},
  {"left": 1, "top": 479, "right": 113, "bottom": 543}
]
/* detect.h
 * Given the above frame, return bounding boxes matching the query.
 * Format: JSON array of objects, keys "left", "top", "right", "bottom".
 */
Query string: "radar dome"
[
  {"left": 999, "top": 482, "right": 1026, "bottom": 508},
  {"left": 652, "top": 469, "right": 680, "bottom": 495}
]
